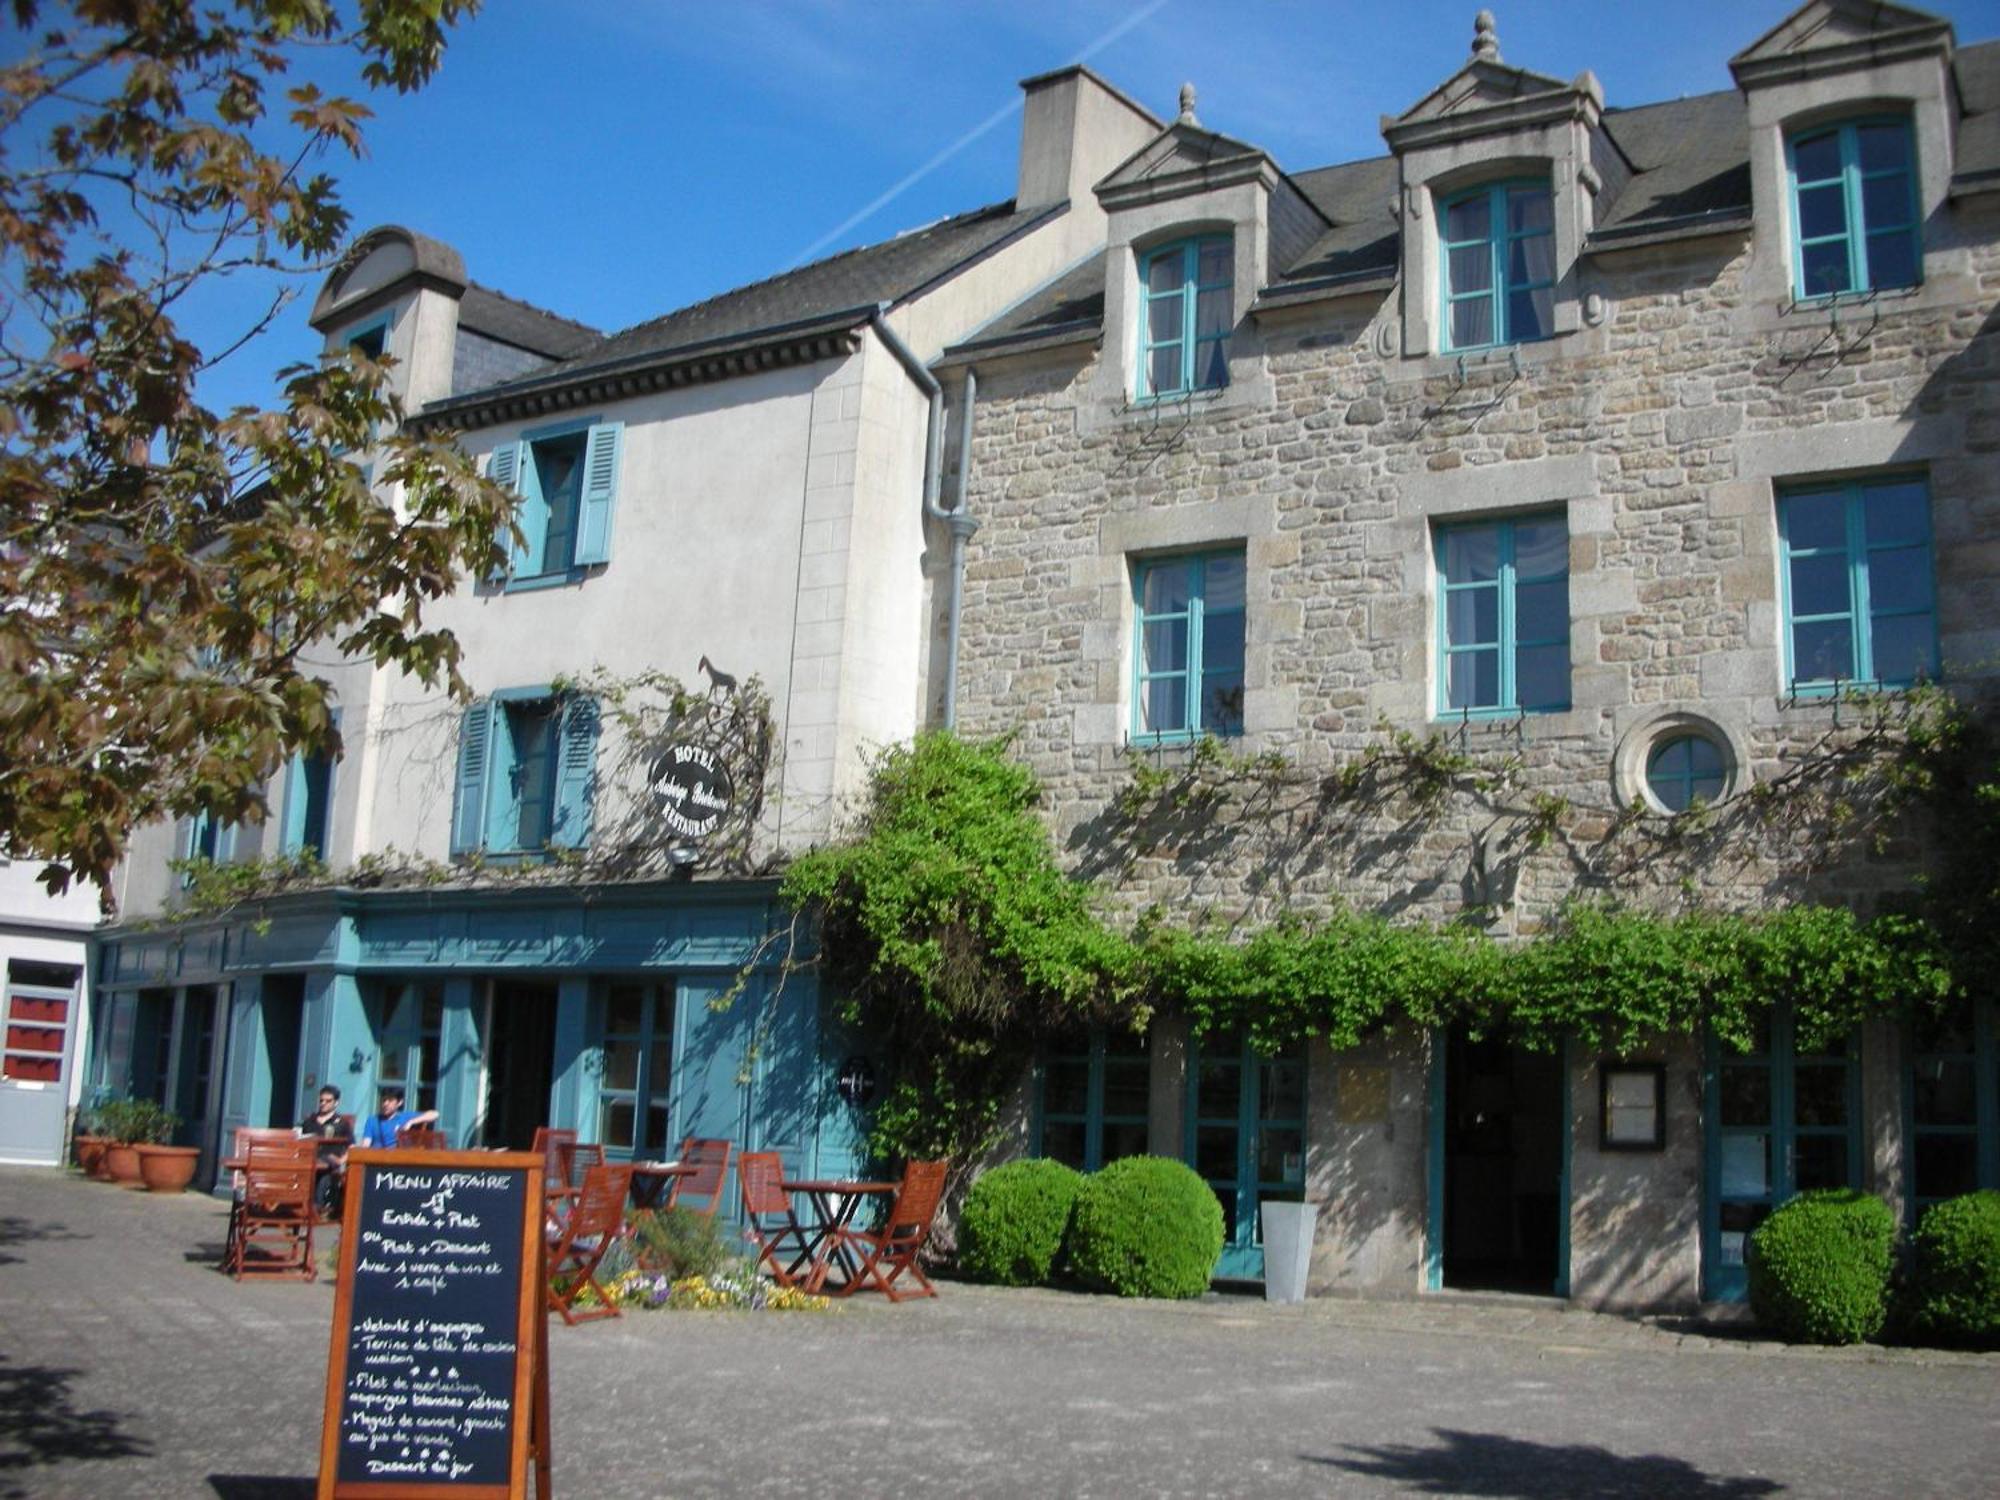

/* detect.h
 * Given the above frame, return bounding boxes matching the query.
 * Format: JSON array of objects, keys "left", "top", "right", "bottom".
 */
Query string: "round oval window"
[{"left": 1645, "top": 734, "right": 1726, "bottom": 813}]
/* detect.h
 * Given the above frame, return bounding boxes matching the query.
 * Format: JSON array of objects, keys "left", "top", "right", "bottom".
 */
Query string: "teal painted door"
[
  {"left": 1704, "top": 1015, "right": 1860, "bottom": 1301},
  {"left": 1186, "top": 1032, "right": 1306, "bottom": 1280}
]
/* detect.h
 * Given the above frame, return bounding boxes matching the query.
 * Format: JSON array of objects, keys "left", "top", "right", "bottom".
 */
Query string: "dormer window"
[
  {"left": 1138, "top": 236, "right": 1231, "bottom": 399},
  {"left": 1787, "top": 117, "right": 1920, "bottom": 301},
  {"left": 1440, "top": 180, "right": 1555, "bottom": 352}
]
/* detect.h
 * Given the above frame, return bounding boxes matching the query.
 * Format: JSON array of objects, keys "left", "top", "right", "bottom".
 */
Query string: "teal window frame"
[
  {"left": 1131, "top": 549, "right": 1247, "bottom": 744},
  {"left": 1702, "top": 1016, "right": 1861, "bottom": 1301},
  {"left": 485, "top": 416, "right": 624, "bottom": 590},
  {"left": 449, "top": 687, "right": 600, "bottom": 860},
  {"left": 594, "top": 979, "right": 677, "bottom": 1159},
  {"left": 1185, "top": 1031, "right": 1307, "bottom": 1281},
  {"left": 1786, "top": 116, "right": 1921, "bottom": 302},
  {"left": 279, "top": 709, "right": 338, "bottom": 859},
  {"left": 1438, "top": 178, "right": 1555, "bottom": 353},
  {"left": 341, "top": 311, "right": 392, "bottom": 361},
  {"left": 1777, "top": 474, "right": 1937, "bottom": 695},
  {"left": 1434, "top": 511, "right": 1570, "bottom": 718},
  {"left": 1135, "top": 235, "right": 1231, "bottom": 401},
  {"left": 1034, "top": 1027, "right": 1151, "bottom": 1172},
  {"left": 1903, "top": 1002, "right": 2000, "bottom": 1216},
  {"left": 1645, "top": 733, "right": 1726, "bottom": 814},
  {"left": 179, "top": 811, "right": 236, "bottom": 887},
  {"left": 372, "top": 981, "right": 443, "bottom": 1116}
]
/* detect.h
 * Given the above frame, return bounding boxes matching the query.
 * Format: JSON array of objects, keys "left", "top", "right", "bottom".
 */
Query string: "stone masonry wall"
[{"left": 950, "top": 205, "right": 2000, "bottom": 939}]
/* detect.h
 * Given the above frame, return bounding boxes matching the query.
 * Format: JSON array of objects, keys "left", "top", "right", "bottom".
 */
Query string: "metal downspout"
[{"left": 870, "top": 308, "right": 979, "bottom": 729}]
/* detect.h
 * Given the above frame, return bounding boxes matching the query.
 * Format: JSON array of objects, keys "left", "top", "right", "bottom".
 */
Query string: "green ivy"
[{"left": 782, "top": 712, "right": 1989, "bottom": 1169}]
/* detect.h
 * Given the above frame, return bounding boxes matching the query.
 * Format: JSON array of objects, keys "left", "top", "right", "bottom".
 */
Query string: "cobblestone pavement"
[{"left": 1, "top": 1166, "right": 1995, "bottom": 1498}]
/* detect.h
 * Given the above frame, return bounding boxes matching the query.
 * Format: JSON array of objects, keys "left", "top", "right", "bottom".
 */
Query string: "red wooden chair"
[
  {"left": 395, "top": 1123, "right": 446, "bottom": 1150},
  {"left": 666, "top": 1136, "right": 732, "bottom": 1219},
  {"left": 224, "top": 1139, "right": 318, "bottom": 1281},
  {"left": 739, "top": 1151, "right": 812, "bottom": 1287},
  {"left": 546, "top": 1162, "right": 635, "bottom": 1325},
  {"left": 816, "top": 1159, "right": 948, "bottom": 1301},
  {"left": 532, "top": 1126, "right": 579, "bottom": 1231}
]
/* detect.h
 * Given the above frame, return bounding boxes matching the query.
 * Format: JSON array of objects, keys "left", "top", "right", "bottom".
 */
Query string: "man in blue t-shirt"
[{"left": 354, "top": 1085, "right": 441, "bottom": 1150}]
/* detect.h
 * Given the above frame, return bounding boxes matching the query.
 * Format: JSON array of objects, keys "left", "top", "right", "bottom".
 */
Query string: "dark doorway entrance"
[
  {"left": 260, "top": 976, "right": 305, "bottom": 1126},
  {"left": 484, "top": 982, "right": 558, "bottom": 1150},
  {"left": 1443, "top": 1030, "right": 1565, "bottom": 1294}
]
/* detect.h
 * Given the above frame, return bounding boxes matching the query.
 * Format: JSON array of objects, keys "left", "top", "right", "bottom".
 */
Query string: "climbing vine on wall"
[{"left": 781, "top": 687, "right": 1993, "bottom": 1169}]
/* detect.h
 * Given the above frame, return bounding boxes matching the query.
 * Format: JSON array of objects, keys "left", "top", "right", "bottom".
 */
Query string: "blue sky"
[{"left": 93, "top": 0, "right": 2000, "bottom": 414}]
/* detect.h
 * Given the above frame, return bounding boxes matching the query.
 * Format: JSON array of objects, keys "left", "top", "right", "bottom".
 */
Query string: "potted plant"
[
  {"left": 136, "top": 1131, "right": 202, "bottom": 1193},
  {"left": 97, "top": 1098, "right": 179, "bottom": 1186},
  {"left": 72, "top": 1107, "right": 111, "bottom": 1180}
]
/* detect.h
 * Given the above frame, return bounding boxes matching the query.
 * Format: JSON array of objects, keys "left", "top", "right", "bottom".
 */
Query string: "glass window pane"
[
  {"left": 1149, "top": 343, "right": 1183, "bottom": 394},
  {"left": 1649, "top": 736, "right": 1693, "bottom": 782},
  {"left": 1862, "top": 482, "right": 1929, "bottom": 547},
  {"left": 1914, "top": 1009, "right": 1974, "bottom": 1056},
  {"left": 1867, "top": 546, "right": 1933, "bottom": 614},
  {"left": 1142, "top": 677, "right": 1187, "bottom": 735},
  {"left": 1148, "top": 295, "right": 1183, "bottom": 343},
  {"left": 1509, "top": 234, "right": 1555, "bottom": 287},
  {"left": 1443, "top": 527, "right": 1500, "bottom": 585},
  {"left": 1513, "top": 579, "right": 1569, "bottom": 644},
  {"left": 1785, "top": 492, "right": 1847, "bottom": 550},
  {"left": 1914, "top": 1135, "right": 1978, "bottom": 1201},
  {"left": 1508, "top": 286, "right": 1553, "bottom": 342},
  {"left": 1445, "top": 588, "right": 1499, "bottom": 648},
  {"left": 1512, "top": 519, "right": 1568, "bottom": 579},
  {"left": 1197, "top": 1058, "right": 1240, "bottom": 1119},
  {"left": 1796, "top": 182, "right": 1847, "bottom": 241},
  {"left": 1260, "top": 1059, "right": 1305, "bottom": 1120},
  {"left": 1914, "top": 1059, "right": 1976, "bottom": 1126},
  {"left": 645, "top": 1103, "right": 670, "bottom": 1154},
  {"left": 1870, "top": 613, "right": 1937, "bottom": 685},
  {"left": 1044, "top": 1057, "right": 1089, "bottom": 1115},
  {"left": 606, "top": 985, "right": 644, "bottom": 1036},
  {"left": 649, "top": 1040, "right": 673, "bottom": 1092},
  {"left": 1195, "top": 337, "right": 1230, "bottom": 391},
  {"left": 1102, "top": 1121, "right": 1149, "bottom": 1165},
  {"left": 1201, "top": 610, "right": 1244, "bottom": 676},
  {"left": 1102, "top": 1059, "right": 1150, "bottom": 1117},
  {"left": 1721, "top": 1135, "right": 1770, "bottom": 1198},
  {"left": 1791, "top": 132, "right": 1843, "bottom": 183},
  {"left": 1143, "top": 562, "right": 1193, "bottom": 615},
  {"left": 1448, "top": 649, "right": 1501, "bottom": 711},
  {"left": 1444, "top": 194, "right": 1491, "bottom": 243},
  {"left": 1507, "top": 188, "right": 1553, "bottom": 235},
  {"left": 1203, "top": 675, "right": 1244, "bottom": 736},
  {"left": 1147, "top": 251, "right": 1187, "bottom": 294},
  {"left": 1197, "top": 239, "right": 1231, "bottom": 285},
  {"left": 1800, "top": 240, "right": 1851, "bottom": 299},
  {"left": 1196, "top": 1125, "right": 1237, "bottom": 1180},
  {"left": 1258, "top": 1128, "right": 1304, "bottom": 1183},
  {"left": 1195, "top": 288, "right": 1231, "bottom": 339},
  {"left": 1792, "top": 619, "right": 1855, "bottom": 683},
  {"left": 1860, "top": 173, "right": 1910, "bottom": 231},
  {"left": 601, "top": 1098, "right": 635, "bottom": 1151},
  {"left": 1793, "top": 1065, "right": 1848, "bottom": 1127},
  {"left": 1204, "top": 554, "right": 1245, "bottom": 611},
  {"left": 1144, "top": 618, "right": 1189, "bottom": 674},
  {"left": 603, "top": 1040, "right": 639, "bottom": 1092},
  {"left": 1515, "top": 644, "right": 1569, "bottom": 711},
  {"left": 1865, "top": 229, "right": 1918, "bottom": 291},
  {"left": 1720, "top": 1065, "right": 1770, "bottom": 1127},
  {"left": 1042, "top": 1120, "right": 1085, "bottom": 1170},
  {"left": 1789, "top": 553, "right": 1851, "bottom": 617},
  {"left": 1450, "top": 296, "right": 1495, "bottom": 350},
  {"left": 1856, "top": 122, "right": 1910, "bottom": 174},
  {"left": 1448, "top": 243, "right": 1493, "bottom": 295},
  {"left": 1794, "top": 1134, "right": 1850, "bottom": 1191}
]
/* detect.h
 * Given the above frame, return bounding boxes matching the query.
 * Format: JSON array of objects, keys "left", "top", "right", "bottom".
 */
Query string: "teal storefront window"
[
  {"left": 1036, "top": 1027, "right": 1150, "bottom": 1172},
  {"left": 1905, "top": 1002, "right": 2000, "bottom": 1213},
  {"left": 1703, "top": 1014, "right": 1860, "bottom": 1301},
  {"left": 372, "top": 982, "right": 443, "bottom": 1115},
  {"left": 597, "top": 980, "right": 676, "bottom": 1157}
]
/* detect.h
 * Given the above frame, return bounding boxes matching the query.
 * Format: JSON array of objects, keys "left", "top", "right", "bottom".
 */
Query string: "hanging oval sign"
[
  {"left": 649, "top": 743, "right": 735, "bottom": 840},
  {"left": 835, "top": 1055, "right": 877, "bottom": 1107}
]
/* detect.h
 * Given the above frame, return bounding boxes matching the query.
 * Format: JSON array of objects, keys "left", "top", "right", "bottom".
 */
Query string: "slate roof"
[
  {"left": 945, "top": 37, "right": 2000, "bottom": 358},
  {"left": 457, "top": 284, "right": 600, "bottom": 359},
  {"left": 424, "top": 198, "right": 1061, "bottom": 422}
]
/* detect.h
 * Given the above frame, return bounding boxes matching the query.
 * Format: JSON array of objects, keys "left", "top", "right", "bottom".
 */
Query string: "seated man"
[
  {"left": 353, "top": 1085, "right": 440, "bottom": 1151},
  {"left": 298, "top": 1084, "right": 354, "bottom": 1216}
]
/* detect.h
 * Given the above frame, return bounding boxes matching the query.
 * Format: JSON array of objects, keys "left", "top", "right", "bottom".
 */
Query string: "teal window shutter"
[
  {"left": 549, "top": 697, "right": 600, "bottom": 849},
  {"left": 573, "top": 422, "right": 623, "bottom": 567},
  {"left": 485, "top": 444, "right": 523, "bottom": 582},
  {"left": 449, "top": 700, "right": 494, "bottom": 855}
]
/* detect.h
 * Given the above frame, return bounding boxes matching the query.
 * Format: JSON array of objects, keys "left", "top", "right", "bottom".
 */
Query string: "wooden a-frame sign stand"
[{"left": 316, "top": 1149, "right": 553, "bottom": 1499}]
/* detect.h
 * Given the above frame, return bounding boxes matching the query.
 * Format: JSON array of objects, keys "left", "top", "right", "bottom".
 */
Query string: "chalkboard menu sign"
[{"left": 318, "top": 1150, "right": 549, "bottom": 1499}]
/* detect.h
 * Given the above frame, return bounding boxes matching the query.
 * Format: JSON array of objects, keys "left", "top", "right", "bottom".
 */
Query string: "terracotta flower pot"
[
  {"left": 73, "top": 1133, "right": 110, "bottom": 1180},
  {"left": 104, "top": 1143, "right": 145, "bottom": 1184},
  {"left": 135, "top": 1143, "right": 201, "bottom": 1193}
]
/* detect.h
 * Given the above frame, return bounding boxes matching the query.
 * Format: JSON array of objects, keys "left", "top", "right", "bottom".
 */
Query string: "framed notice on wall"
[
  {"left": 317, "top": 1149, "right": 550, "bottom": 1499},
  {"left": 1600, "top": 1063, "right": 1666, "bottom": 1151}
]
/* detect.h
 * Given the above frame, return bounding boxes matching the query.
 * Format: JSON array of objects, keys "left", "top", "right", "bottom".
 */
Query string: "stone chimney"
[{"left": 1015, "top": 65, "right": 1163, "bottom": 209}]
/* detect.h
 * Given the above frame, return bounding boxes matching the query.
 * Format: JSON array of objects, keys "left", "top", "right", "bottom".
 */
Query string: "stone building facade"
[{"left": 938, "top": 3, "right": 2000, "bottom": 1305}]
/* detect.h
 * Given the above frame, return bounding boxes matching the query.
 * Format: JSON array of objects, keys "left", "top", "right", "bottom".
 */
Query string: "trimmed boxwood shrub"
[
  {"left": 1907, "top": 1190, "right": 2000, "bottom": 1349},
  {"left": 1747, "top": 1188, "right": 1896, "bottom": 1345},
  {"left": 1067, "top": 1156, "right": 1224, "bottom": 1300},
  {"left": 959, "top": 1159, "right": 1083, "bottom": 1286}
]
